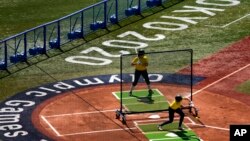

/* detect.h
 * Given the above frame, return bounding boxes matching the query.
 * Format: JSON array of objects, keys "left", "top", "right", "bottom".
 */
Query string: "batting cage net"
[{"left": 115, "top": 49, "right": 193, "bottom": 122}]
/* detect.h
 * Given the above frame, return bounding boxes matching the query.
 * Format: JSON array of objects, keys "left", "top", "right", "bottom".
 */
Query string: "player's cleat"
[
  {"left": 147, "top": 89, "right": 153, "bottom": 98},
  {"left": 148, "top": 89, "right": 153, "bottom": 94},
  {"left": 158, "top": 125, "right": 163, "bottom": 131},
  {"left": 129, "top": 91, "right": 132, "bottom": 96},
  {"left": 178, "top": 127, "right": 184, "bottom": 131}
]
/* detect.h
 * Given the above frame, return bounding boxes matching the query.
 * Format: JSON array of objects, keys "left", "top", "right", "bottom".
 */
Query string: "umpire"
[{"left": 129, "top": 49, "right": 153, "bottom": 97}]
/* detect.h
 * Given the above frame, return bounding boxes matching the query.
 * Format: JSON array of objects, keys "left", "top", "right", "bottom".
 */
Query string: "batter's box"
[
  {"left": 135, "top": 120, "right": 200, "bottom": 141},
  {"left": 41, "top": 110, "right": 126, "bottom": 136},
  {"left": 112, "top": 89, "right": 169, "bottom": 112}
]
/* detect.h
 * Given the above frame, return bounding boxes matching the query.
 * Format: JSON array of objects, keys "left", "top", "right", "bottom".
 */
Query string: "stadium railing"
[{"left": 0, "top": 0, "right": 181, "bottom": 70}]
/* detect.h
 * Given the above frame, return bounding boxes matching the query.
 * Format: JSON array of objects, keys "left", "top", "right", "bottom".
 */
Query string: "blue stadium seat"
[
  {"left": 110, "top": 14, "right": 118, "bottom": 24},
  {"left": 90, "top": 22, "right": 99, "bottom": 30},
  {"left": 49, "top": 39, "right": 60, "bottom": 49},
  {"left": 36, "top": 47, "right": 45, "bottom": 54},
  {"left": 0, "top": 60, "right": 6, "bottom": 70},
  {"left": 97, "top": 21, "right": 106, "bottom": 29},
  {"left": 131, "top": 6, "right": 140, "bottom": 15},
  {"left": 146, "top": 0, "right": 161, "bottom": 7},
  {"left": 125, "top": 8, "right": 133, "bottom": 16},
  {"left": 29, "top": 47, "right": 38, "bottom": 55},
  {"left": 10, "top": 53, "right": 26, "bottom": 63},
  {"left": 146, "top": 0, "right": 155, "bottom": 7},
  {"left": 29, "top": 46, "right": 45, "bottom": 55},
  {"left": 90, "top": 21, "right": 106, "bottom": 30},
  {"left": 125, "top": 6, "right": 140, "bottom": 16},
  {"left": 67, "top": 29, "right": 83, "bottom": 40}
]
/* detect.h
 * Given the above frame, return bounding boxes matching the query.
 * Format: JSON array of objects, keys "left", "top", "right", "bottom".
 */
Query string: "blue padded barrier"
[
  {"left": 146, "top": 0, "right": 161, "bottom": 7},
  {"left": 67, "top": 29, "right": 83, "bottom": 40},
  {"left": 10, "top": 53, "right": 26, "bottom": 63},
  {"left": 125, "top": 5, "right": 140, "bottom": 16},
  {"left": 29, "top": 46, "right": 45, "bottom": 55},
  {"left": 0, "top": 61, "right": 6, "bottom": 70},
  {"left": 110, "top": 14, "right": 118, "bottom": 24},
  {"left": 90, "top": 21, "right": 106, "bottom": 30},
  {"left": 49, "top": 39, "right": 60, "bottom": 49}
]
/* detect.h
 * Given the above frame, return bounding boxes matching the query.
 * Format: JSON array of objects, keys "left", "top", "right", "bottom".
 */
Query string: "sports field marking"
[
  {"left": 205, "top": 13, "right": 250, "bottom": 28},
  {"left": 113, "top": 88, "right": 168, "bottom": 112},
  {"left": 41, "top": 108, "right": 228, "bottom": 138},
  {"left": 186, "top": 116, "right": 196, "bottom": 124},
  {"left": 193, "top": 63, "right": 250, "bottom": 96},
  {"left": 134, "top": 117, "right": 194, "bottom": 133},
  {"left": 43, "top": 109, "right": 116, "bottom": 118},
  {"left": 155, "top": 89, "right": 164, "bottom": 96},
  {"left": 120, "top": 95, "right": 164, "bottom": 100},
  {"left": 134, "top": 117, "right": 194, "bottom": 126},
  {"left": 134, "top": 118, "right": 199, "bottom": 141},
  {"left": 186, "top": 123, "right": 229, "bottom": 131},
  {"left": 41, "top": 115, "right": 61, "bottom": 136},
  {"left": 124, "top": 101, "right": 167, "bottom": 106},
  {"left": 134, "top": 115, "right": 229, "bottom": 132},
  {"left": 59, "top": 127, "right": 138, "bottom": 136},
  {"left": 41, "top": 110, "right": 138, "bottom": 136},
  {"left": 112, "top": 88, "right": 163, "bottom": 100},
  {"left": 149, "top": 137, "right": 203, "bottom": 141}
]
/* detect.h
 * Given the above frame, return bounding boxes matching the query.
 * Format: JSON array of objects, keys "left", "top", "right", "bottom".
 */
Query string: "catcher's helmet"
[
  {"left": 175, "top": 95, "right": 183, "bottom": 102},
  {"left": 138, "top": 49, "right": 145, "bottom": 56}
]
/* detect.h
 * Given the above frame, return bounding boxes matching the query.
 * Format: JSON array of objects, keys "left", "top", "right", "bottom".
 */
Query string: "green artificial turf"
[
  {"left": 236, "top": 80, "right": 250, "bottom": 95},
  {"left": 0, "top": 0, "right": 250, "bottom": 102}
]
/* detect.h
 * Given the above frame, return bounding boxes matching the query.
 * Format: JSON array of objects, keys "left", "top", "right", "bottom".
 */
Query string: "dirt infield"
[{"left": 32, "top": 36, "right": 250, "bottom": 141}]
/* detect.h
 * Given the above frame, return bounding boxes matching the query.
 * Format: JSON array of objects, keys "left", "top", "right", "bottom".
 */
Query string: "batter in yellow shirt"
[
  {"left": 131, "top": 56, "right": 148, "bottom": 71},
  {"left": 129, "top": 49, "right": 153, "bottom": 98},
  {"left": 158, "top": 95, "right": 186, "bottom": 131},
  {"left": 169, "top": 100, "right": 182, "bottom": 110}
]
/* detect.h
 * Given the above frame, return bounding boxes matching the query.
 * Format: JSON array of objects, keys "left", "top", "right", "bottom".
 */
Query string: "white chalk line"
[
  {"left": 193, "top": 63, "right": 250, "bottom": 95},
  {"left": 60, "top": 127, "right": 138, "bottom": 136},
  {"left": 42, "top": 108, "right": 229, "bottom": 137},
  {"left": 41, "top": 116, "right": 61, "bottom": 136},
  {"left": 186, "top": 123, "right": 229, "bottom": 131},
  {"left": 112, "top": 88, "right": 162, "bottom": 100},
  {"left": 41, "top": 110, "right": 138, "bottom": 136},
  {"left": 44, "top": 109, "right": 116, "bottom": 118},
  {"left": 205, "top": 13, "right": 250, "bottom": 28}
]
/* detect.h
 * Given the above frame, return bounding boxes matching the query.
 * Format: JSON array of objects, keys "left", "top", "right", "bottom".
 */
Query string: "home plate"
[
  {"left": 148, "top": 114, "right": 160, "bottom": 119},
  {"left": 165, "top": 132, "right": 178, "bottom": 137}
]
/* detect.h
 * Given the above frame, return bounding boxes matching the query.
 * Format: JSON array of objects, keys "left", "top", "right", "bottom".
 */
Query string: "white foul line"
[
  {"left": 205, "top": 14, "right": 250, "bottom": 28},
  {"left": 193, "top": 63, "right": 250, "bottom": 95},
  {"left": 42, "top": 112, "right": 138, "bottom": 136},
  {"left": 41, "top": 116, "right": 61, "bottom": 136},
  {"left": 61, "top": 127, "right": 137, "bottom": 136},
  {"left": 44, "top": 109, "right": 116, "bottom": 118},
  {"left": 187, "top": 123, "right": 229, "bottom": 131}
]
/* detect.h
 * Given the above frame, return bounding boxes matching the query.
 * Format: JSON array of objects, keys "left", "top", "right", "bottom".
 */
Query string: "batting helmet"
[
  {"left": 175, "top": 95, "right": 183, "bottom": 102},
  {"left": 138, "top": 49, "right": 145, "bottom": 56}
]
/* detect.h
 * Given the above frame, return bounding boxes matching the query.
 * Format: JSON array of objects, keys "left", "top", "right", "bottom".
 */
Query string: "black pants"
[
  {"left": 132, "top": 69, "right": 150, "bottom": 86},
  {"left": 159, "top": 107, "right": 184, "bottom": 127}
]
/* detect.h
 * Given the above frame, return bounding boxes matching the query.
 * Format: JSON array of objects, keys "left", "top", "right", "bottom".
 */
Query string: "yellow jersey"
[
  {"left": 169, "top": 100, "right": 182, "bottom": 110},
  {"left": 132, "top": 56, "right": 148, "bottom": 71}
]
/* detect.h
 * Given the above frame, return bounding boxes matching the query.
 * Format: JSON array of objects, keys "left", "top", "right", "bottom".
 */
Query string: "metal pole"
[
  {"left": 57, "top": 21, "right": 61, "bottom": 48},
  {"left": 4, "top": 41, "right": 7, "bottom": 68},
  {"left": 43, "top": 26, "right": 46, "bottom": 53},
  {"left": 190, "top": 49, "right": 193, "bottom": 101},
  {"left": 81, "top": 12, "right": 84, "bottom": 37},
  {"left": 24, "top": 33, "right": 27, "bottom": 61},
  {"left": 120, "top": 55, "right": 123, "bottom": 113},
  {"left": 104, "top": 0, "right": 107, "bottom": 27}
]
